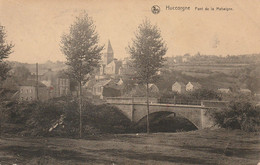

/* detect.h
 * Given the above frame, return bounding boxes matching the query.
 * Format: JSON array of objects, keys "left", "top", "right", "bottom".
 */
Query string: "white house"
[
  {"left": 172, "top": 82, "right": 186, "bottom": 93},
  {"left": 218, "top": 88, "right": 231, "bottom": 94},
  {"left": 186, "top": 82, "right": 202, "bottom": 92},
  {"left": 147, "top": 84, "right": 159, "bottom": 93},
  {"left": 239, "top": 88, "right": 251, "bottom": 95}
]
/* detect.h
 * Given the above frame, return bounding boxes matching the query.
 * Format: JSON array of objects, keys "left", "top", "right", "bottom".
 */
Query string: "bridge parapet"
[{"left": 106, "top": 97, "right": 158, "bottom": 104}]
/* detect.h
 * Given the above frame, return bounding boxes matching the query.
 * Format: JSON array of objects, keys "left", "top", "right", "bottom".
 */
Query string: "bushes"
[
  {"left": 190, "top": 88, "right": 222, "bottom": 100},
  {"left": 83, "top": 103, "right": 131, "bottom": 134},
  {"left": 207, "top": 100, "right": 260, "bottom": 132},
  {"left": 0, "top": 97, "right": 132, "bottom": 137},
  {"left": 159, "top": 89, "right": 222, "bottom": 105}
]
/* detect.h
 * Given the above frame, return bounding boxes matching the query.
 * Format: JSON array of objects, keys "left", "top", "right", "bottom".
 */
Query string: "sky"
[{"left": 0, "top": 0, "right": 260, "bottom": 63}]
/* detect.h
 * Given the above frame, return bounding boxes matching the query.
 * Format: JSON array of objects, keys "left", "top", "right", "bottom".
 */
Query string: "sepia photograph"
[{"left": 0, "top": 0, "right": 259, "bottom": 164}]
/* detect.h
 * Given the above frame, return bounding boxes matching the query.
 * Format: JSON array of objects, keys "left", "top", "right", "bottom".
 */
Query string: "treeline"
[{"left": 166, "top": 54, "right": 260, "bottom": 65}]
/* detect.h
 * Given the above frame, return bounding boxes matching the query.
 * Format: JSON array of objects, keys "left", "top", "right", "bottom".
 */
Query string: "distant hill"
[
  {"left": 6, "top": 60, "right": 67, "bottom": 75},
  {"left": 159, "top": 54, "right": 260, "bottom": 92}
]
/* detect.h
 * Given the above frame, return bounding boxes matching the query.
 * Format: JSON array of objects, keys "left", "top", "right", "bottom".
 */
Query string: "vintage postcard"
[{"left": 0, "top": 0, "right": 259, "bottom": 164}]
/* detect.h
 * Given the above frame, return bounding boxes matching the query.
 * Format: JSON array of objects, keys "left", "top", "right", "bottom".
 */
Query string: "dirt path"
[{"left": 0, "top": 129, "right": 259, "bottom": 165}]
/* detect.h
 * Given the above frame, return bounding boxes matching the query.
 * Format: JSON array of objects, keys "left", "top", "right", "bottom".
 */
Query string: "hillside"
[
  {"left": 6, "top": 60, "right": 67, "bottom": 75},
  {"left": 158, "top": 55, "right": 260, "bottom": 92}
]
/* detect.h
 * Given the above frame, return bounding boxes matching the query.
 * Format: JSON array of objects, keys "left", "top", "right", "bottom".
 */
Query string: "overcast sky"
[{"left": 0, "top": 0, "right": 260, "bottom": 63}]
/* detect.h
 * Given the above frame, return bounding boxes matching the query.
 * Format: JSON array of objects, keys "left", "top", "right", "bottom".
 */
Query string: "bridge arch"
[
  {"left": 132, "top": 111, "right": 198, "bottom": 132},
  {"left": 133, "top": 110, "right": 201, "bottom": 129},
  {"left": 131, "top": 104, "right": 203, "bottom": 129}
]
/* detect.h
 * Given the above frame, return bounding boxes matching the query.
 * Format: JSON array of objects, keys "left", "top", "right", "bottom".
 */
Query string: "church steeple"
[
  {"left": 105, "top": 40, "right": 114, "bottom": 65},
  {"left": 107, "top": 40, "right": 113, "bottom": 54}
]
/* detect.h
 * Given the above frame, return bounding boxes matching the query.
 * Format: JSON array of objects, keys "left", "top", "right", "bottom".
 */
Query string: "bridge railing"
[
  {"left": 158, "top": 98, "right": 201, "bottom": 105},
  {"left": 106, "top": 97, "right": 229, "bottom": 108},
  {"left": 201, "top": 100, "right": 229, "bottom": 108},
  {"left": 106, "top": 97, "right": 158, "bottom": 104}
]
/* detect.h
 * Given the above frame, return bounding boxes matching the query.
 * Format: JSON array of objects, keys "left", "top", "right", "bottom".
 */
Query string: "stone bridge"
[{"left": 106, "top": 97, "right": 217, "bottom": 129}]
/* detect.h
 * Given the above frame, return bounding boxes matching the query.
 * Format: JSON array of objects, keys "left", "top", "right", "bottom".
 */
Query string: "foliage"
[
  {"left": 60, "top": 12, "right": 104, "bottom": 84},
  {"left": 190, "top": 88, "right": 222, "bottom": 100},
  {"left": 1, "top": 77, "right": 19, "bottom": 90},
  {"left": 156, "top": 70, "right": 198, "bottom": 92},
  {"left": 0, "top": 97, "right": 131, "bottom": 137},
  {"left": 128, "top": 19, "right": 167, "bottom": 85},
  {"left": 160, "top": 88, "right": 222, "bottom": 104},
  {"left": 1, "top": 66, "right": 30, "bottom": 91},
  {"left": 57, "top": 69, "right": 78, "bottom": 91},
  {"left": 0, "top": 62, "right": 11, "bottom": 82},
  {"left": 129, "top": 84, "right": 160, "bottom": 97},
  {"left": 0, "top": 25, "right": 14, "bottom": 62},
  {"left": 207, "top": 100, "right": 260, "bottom": 132},
  {"left": 0, "top": 25, "right": 13, "bottom": 83},
  {"left": 12, "top": 66, "right": 31, "bottom": 82},
  {"left": 234, "top": 65, "right": 260, "bottom": 93}
]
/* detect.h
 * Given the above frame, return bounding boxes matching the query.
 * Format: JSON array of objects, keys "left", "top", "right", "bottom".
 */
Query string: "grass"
[{"left": 0, "top": 129, "right": 259, "bottom": 165}]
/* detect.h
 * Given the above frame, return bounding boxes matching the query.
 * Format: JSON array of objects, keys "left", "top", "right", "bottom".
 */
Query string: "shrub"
[
  {"left": 190, "top": 88, "right": 222, "bottom": 100},
  {"left": 0, "top": 96, "right": 132, "bottom": 137},
  {"left": 207, "top": 100, "right": 260, "bottom": 132}
]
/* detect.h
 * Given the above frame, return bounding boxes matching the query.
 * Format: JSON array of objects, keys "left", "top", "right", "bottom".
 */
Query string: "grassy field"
[{"left": 0, "top": 129, "right": 259, "bottom": 165}]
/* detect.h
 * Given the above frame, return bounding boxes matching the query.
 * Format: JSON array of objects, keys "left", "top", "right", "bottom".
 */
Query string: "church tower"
[{"left": 103, "top": 40, "right": 114, "bottom": 65}]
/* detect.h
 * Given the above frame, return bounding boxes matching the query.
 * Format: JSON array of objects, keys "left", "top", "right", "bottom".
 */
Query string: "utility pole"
[{"left": 36, "top": 63, "right": 39, "bottom": 100}]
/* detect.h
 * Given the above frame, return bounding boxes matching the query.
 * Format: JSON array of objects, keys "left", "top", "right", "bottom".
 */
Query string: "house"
[
  {"left": 172, "top": 82, "right": 186, "bottom": 93},
  {"left": 39, "top": 73, "right": 70, "bottom": 98},
  {"left": 173, "top": 56, "right": 183, "bottom": 63},
  {"left": 182, "top": 53, "right": 191, "bottom": 63},
  {"left": 104, "top": 59, "right": 122, "bottom": 75},
  {"left": 103, "top": 79, "right": 124, "bottom": 98},
  {"left": 218, "top": 88, "right": 231, "bottom": 94},
  {"left": 147, "top": 84, "right": 160, "bottom": 93},
  {"left": 56, "top": 77, "right": 70, "bottom": 97},
  {"left": 119, "top": 57, "right": 135, "bottom": 76},
  {"left": 186, "top": 82, "right": 202, "bottom": 92},
  {"left": 19, "top": 80, "right": 49, "bottom": 101},
  {"left": 117, "top": 78, "right": 124, "bottom": 85},
  {"left": 41, "top": 68, "right": 57, "bottom": 83},
  {"left": 92, "top": 79, "right": 123, "bottom": 99},
  {"left": 93, "top": 79, "right": 111, "bottom": 98},
  {"left": 239, "top": 88, "right": 251, "bottom": 95}
]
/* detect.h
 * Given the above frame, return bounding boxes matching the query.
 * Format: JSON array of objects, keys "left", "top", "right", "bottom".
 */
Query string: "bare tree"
[
  {"left": 128, "top": 19, "right": 167, "bottom": 133},
  {"left": 60, "top": 12, "right": 104, "bottom": 138}
]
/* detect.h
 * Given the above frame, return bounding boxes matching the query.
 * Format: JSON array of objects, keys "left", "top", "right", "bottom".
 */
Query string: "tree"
[
  {"left": 0, "top": 62, "right": 11, "bottom": 82},
  {"left": 0, "top": 25, "right": 14, "bottom": 83},
  {"left": 128, "top": 19, "right": 167, "bottom": 133},
  {"left": 60, "top": 12, "right": 104, "bottom": 138},
  {"left": 190, "top": 88, "right": 222, "bottom": 101},
  {"left": 1, "top": 66, "right": 30, "bottom": 91},
  {"left": 13, "top": 66, "right": 31, "bottom": 82}
]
